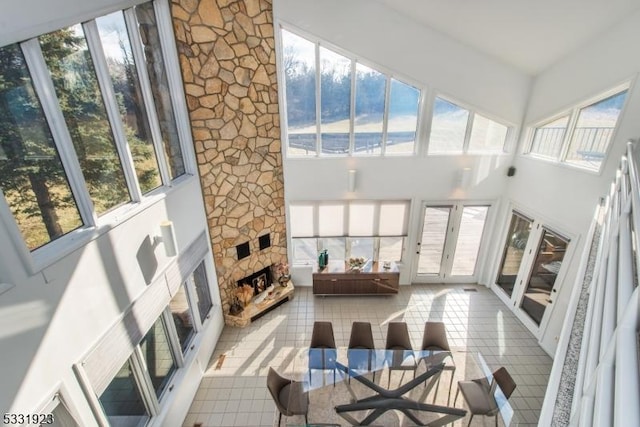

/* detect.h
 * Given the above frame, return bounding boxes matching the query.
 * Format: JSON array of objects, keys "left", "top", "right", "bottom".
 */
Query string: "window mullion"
[
  {"left": 185, "top": 276, "right": 203, "bottom": 331},
  {"left": 372, "top": 237, "right": 379, "bottom": 262},
  {"left": 20, "top": 39, "right": 97, "bottom": 227},
  {"left": 349, "top": 60, "right": 356, "bottom": 155},
  {"left": 381, "top": 76, "right": 391, "bottom": 155},
  {"left": 162, "top": 308, "right": 185, "bottom": 367},
  {"left": 130, "top": 349, "right": 160, "bottom": 416},
  {"left": 315, "top": 42, "right": 321, "bottom": 156},
  {"left": 83, "top": 20, "right": 143, "bottom": 203},
  {"left": 124, "top": 8, "right": 172, "bottom": 186},
  {"left": 559, "top": 109, "right": 579, "bottom": 162},
  {"left": 154, "top": 0, "right": 197, "bottom": 175},
  {"left": 463, "top": 111, "right": 474, "bottom": 153}
]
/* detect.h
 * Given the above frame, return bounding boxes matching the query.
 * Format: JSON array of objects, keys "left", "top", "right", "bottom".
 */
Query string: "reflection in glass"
[
  {"left": 319, "top": 237, "right": 346, "bottom": 262},
  {"left": 354, "top": 63, "right": 385, "bottom": 155},
  {"left": 96, "top": 11, "right": 161, "bottom": 194},
  {"left": 0, "top": 43, "right": 83, "bottom": 250},
  {"left": 451, "top": 206, "right": 488, "bottom": 276},
  {"left": 135, "top": 2, "right": 185, "bottom": 178},
  {"left": 520, "top": 229, "right": 568, "bottom": 325},
  {"left": 530, "top": 115, "right": 569, "bottom": 158},
  {"left": 349, "top": 237, "right": 374, "bottom": 260},
  {"left": 417, "top": 207, "right": 451, "bottom": 275},
  {"left": 468, "top": 114, "right": 508, "bottom": 153},
  {"left": 565, "top": 90, "right": 627, "bottom": 170},
  {"left": 496, "top": 213, "right": 532, "bottom": 297},
  {"left": 379, "top": 237, "right": 403, "bottom": 262},
  {"left": 41, "top": 25, "right": 130, "bottom": 214},
  {"left": 193, "top": 261, "right": 212, "bottom": 324},
  {"left": 320, "top": 47, "right": 350, "bottom": 154},
  {"left": 282, "top": 30, "right": 316, "bottom": 156},
  {"left": 140, "top": 317, "right": 177, "bottom": 399},
  {"left": 169, "top": 284, "right": 195, "bottom": 353},
  {"left": 428, "top": 97, "right": 468, "bottom": 154},
  {"left": 99, "top": 359, "right": 149, "bottom": 426},
  {"left": 292, "top": 238, "right": 318, "bottom": 263},
  {"left": 387, "top": 79, "right": 419, "bottom": 154}
]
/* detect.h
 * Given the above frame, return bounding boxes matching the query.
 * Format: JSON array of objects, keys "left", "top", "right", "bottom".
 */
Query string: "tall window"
[
  {"left": 0, "top": 0, "right": 189, "bottom": 256},
  {"left": 96, "top": 11, "right": 162, "bottom": 194},
  {"left": 41, "top": 25, "right": 131, "bottom": 214},
  {"left": 139, "top": 316, "right": 177, "bottom": 400},
  {"left": 169, "top": 284, "right": 195, "bottom": 353},
  {"left": 281, "top": 27, "right": 420, "bottom": 156},
  {"left": 527, "top": 86, "right": 628, "bottom": 171},
  {"left": 428, "top": 96, "right": 509, "bottom": 154},
  {"left": 192, "top": 261, "right": 213, "bottom": 324},
  {"left": 135, "top": 2, "right": 186, "bottom": 179},
  {"left": 0, "top": 44, "right": 83, "bottom": 250},
  {"left": 99, "top": 359, "right": 150, "bottom": 426}
]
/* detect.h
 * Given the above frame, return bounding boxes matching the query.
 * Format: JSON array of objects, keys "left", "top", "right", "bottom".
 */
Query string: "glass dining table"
[{"left": 283, "top": 348, "right": 516, "bottom": 426}]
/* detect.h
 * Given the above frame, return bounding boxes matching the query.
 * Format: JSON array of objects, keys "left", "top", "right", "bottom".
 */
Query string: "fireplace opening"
[{"left": 236, "top": 266, "right": 273, "bottom": 296}]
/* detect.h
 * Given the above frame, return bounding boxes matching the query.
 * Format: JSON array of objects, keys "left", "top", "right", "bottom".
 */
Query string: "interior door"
[{"left": 414, "top": 203, "right": 489, "bottom": 282}]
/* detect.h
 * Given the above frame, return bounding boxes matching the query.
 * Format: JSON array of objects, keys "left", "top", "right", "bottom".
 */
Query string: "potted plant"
[{"left": 274, "top": 262, "right": 291, "bottom": 287}]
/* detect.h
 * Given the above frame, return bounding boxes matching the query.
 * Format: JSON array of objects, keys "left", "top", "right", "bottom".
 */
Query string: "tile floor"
[{"left": 183, "top": 284, "right": 552, "bottom": 426}]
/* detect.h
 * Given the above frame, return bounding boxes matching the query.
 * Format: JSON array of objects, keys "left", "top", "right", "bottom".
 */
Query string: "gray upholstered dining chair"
[
  {"left": 267, "top": 367, "right": 309, "bottom": 426},
  {"left": 385, "top": 321, "right": 416, "bottom": 387},
  {"left": 454, "top": 366, "right": 517, "bottom": 427},
  {"left": 421, "top": 321, "right": 456, "bottom": 404},
  {"left": 309, "top": 321, "right": 337, "bottom": 386},
  {"left": 347, "top": 321, "right": 376, "bottom": 382}
]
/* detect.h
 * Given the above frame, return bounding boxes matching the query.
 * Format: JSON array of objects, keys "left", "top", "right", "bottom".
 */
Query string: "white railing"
[{"left": 539, "top": 141, "right": 640, "bottom": 427}]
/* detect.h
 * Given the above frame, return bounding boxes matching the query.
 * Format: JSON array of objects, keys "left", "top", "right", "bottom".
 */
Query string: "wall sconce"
[
  {"left": 348, "top": 169, "right": 357, "bottom": 192},
  {"left": 155, "top": 220, "right": 178, "bottom": 257},
  {"left": 458, "top": 167, "right": 472, "bottom": 189}
]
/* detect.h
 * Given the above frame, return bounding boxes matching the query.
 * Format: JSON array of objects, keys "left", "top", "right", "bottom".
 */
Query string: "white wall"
[
  {"left": 0, "top": 177, "right": 223, "bottom": 423},
  {"left": 1, "top": 0, "right": 224, "bottom": 422},
  {"left": 507, "top": 8, "right": 640, "bottom": 354},
  {"left": 274, "top": 0, "right": 531, "bottom": 286},
  {"left": 274, "top": 0, "right": 529, "bottom": 124}
]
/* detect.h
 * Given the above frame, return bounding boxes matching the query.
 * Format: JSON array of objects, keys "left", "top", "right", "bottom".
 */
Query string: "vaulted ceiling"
[{"left": 376, "top": 0, "right": 640, "bottom": 75}]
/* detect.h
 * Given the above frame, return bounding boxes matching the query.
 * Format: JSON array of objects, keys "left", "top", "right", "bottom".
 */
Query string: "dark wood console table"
[{"left": 312, "top": 260, "right": 400, "bottom": 295}]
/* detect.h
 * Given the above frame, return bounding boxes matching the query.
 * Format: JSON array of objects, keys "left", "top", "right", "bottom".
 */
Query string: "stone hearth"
[{"left": 171, "top": 0, "right": 287, "bottom": 320}]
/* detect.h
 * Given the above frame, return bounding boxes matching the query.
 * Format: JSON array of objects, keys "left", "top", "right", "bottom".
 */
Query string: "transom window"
[
  {"left": 0, "top": 0, "right": 188, "bottom": 258},
  {"left": 527, "top": 85, "right": 629, "bottom": 171},
  {"left": 428, "top": 96, "right": 510, "bottom": 154},
  {"left": 280, "top": 27, "right": 421, "bottom": 157}
]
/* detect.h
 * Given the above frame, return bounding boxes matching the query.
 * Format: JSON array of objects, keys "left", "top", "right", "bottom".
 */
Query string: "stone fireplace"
[
  {"left": 171, "top": 0, "right": 288, "bottom": 321},
  {"left": 236, "top": 265, "right": 273, "bottom": 296}
]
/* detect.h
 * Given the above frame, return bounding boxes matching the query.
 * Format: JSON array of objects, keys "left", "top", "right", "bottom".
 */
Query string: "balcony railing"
[
  {"left": 531, "top": 126, "right": 614, "bottom": 160},
  {"left": 539, "top": 141, "right": 640, "bottom": 426}
]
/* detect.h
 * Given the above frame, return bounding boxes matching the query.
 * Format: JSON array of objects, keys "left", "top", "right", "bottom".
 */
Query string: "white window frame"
[
  {"left": 425, "top": 92, "right": 515, "bottom": 155},
  {"left": 34, "top": 385, "right": 83, "bottom": 426},
  {"left": 276, "top": 22, "right": 425, "bottom": 158},
  {"left": 291, "top": 236, "right": 405, "bottom": 265},
  {"left": 524, "top": 81, "right": 632, "bottom": 173},
  {"left": 0, "top": 0, "right": 197, "bottom": 274}
]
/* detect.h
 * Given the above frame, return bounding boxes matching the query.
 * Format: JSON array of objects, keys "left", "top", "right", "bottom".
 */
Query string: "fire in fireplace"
[{"left": 236, "top": 266, "right": 273, "bottom": 296}]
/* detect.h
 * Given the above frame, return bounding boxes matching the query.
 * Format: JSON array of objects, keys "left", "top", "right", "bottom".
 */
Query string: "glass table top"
[{"left": 279, "top": 348, "right": 518, "bottom": 426}]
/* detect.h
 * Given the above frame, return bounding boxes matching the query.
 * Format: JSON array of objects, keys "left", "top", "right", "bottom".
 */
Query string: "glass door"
[
  {"left": 518, "top": 229, "right": 568, "bottom": 326},
  {"left": 416, "top": 206, "right": 452, "bottom": 276},
  {"left": 414, "top": 204, "right": 489, "bottom": 281},
  {"left": 495, "top": 212, "right": 533, "bottom": 297},
  {"left": 450, "top": 206, "right": 489, "bottom": 276}
]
